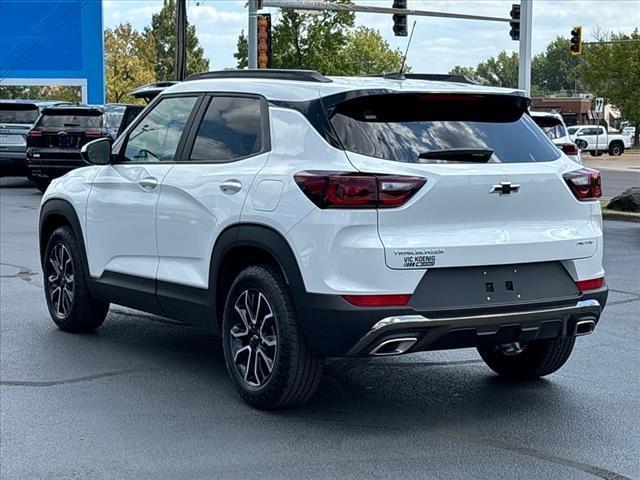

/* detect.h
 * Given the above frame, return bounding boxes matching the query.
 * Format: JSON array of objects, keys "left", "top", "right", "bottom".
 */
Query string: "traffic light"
[
  {"left": 509, "top": 4, "right": 520, "bottom": 41},
  {"left": 570, "top": 25, "right": 583, "bottom": 56},
  {"left": 393, "top": 0, "right": 408, "bottom": 37},
  {"left": 257, "top": 13, "right": 272, "bottom": 69}
]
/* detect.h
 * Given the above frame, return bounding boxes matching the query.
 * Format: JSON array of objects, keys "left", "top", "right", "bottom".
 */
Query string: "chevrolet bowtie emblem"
[{"left": 490, "top": 182, "right": 521, "bottom": 195}]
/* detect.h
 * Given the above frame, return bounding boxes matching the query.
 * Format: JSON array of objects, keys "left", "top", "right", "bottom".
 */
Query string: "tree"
[
  {"left": 474, "top": 51, "right": 519, "bottom": 88},
  {"left": 532, "top": 36, "right": 585, "bottom": 94},
  {"left": 144, "top": 0, "right": 210, "bottom": 80},
  {"left": 104, "top": 23, "right": 156, "bottom": 103},
  {"left": 336, "top": 27, "right": 407, "bottom": 75},
  {"left": 581, "top": 28, "right": 640, "bottom": 145},
  {"left": 234, "top": 0, "right": 355, "bottom": 74},
  {"left": 449, "top": 65, "right": 478, "bottom": 81},
  {"left": 449, "top": 51, "right": 518, "bottom": 88}
]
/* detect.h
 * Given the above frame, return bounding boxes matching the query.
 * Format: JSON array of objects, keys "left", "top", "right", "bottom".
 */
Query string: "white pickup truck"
[{"left": 567, "top": 125, "right": 631, "bottom": 156}]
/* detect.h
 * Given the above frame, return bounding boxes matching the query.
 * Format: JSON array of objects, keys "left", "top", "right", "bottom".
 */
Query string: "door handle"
[
  {"left": 220, "top": 179, "right": 242, "bottom": 195},
  {"left": 139, "top": 177, "right": 158, "bottom": 191}
]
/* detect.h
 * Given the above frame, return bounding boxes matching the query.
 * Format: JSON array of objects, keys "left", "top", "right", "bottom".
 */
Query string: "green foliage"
[
  {"left": 581, "top": 28, "right": 640, "bottom": 144},
  {"left": 105, "top": 23, "right": 156, "bottom": 104},
  {"left": 144, "top": 0, "right": 210, "bottom": 80},
  {"left": 0, "top": 85, "right": 81, "bottom": 102},
  {"left": 532, "top": 37, "right": 585, "bottom": 94},
  {"left": 234, "top": 2, "right": 407, "bottom": 75}
]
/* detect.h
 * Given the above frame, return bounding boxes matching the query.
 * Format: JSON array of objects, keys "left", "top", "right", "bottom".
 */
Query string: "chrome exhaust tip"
[
  {"left": 574, "top": 319, "right": 596, "bottom": 336},
  {"left": 369, "top": 337, "right": 418, "bottom": 356}
]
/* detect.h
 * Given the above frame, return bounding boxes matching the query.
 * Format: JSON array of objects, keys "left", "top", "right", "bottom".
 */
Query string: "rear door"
[
  {"left": 155, "top": 94, "right": 270, "bottom": 307},
  {"left": 328, "top": 92, "right": 599, "bottom": 270},
  {"left": 86, "top": 95, "right": 200, "bottom": 282}
]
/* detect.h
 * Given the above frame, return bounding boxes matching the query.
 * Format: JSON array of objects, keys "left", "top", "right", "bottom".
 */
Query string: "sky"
[{"left": 103, "top": 0, "right": 640, "bottom": 73}]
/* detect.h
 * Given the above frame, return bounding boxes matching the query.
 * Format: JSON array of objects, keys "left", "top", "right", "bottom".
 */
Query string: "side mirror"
[{"left": 81, "top": 138, "right": 111, "bottom": 165}]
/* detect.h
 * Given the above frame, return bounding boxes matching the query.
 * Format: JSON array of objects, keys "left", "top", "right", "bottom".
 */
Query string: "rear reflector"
[
  {"left": 342, "top": 294, "right": 411, "bottom": 307},
  {"left": 294, "top": 171, "right": 426, "bottom": 209},
  {"left": 576, "top": 277, "right": 604, "bottom": 291},
  {"left": 561, "top": 143, "right": 579, "bottom": 156},
  {"left": 28, "top": 130, "right": 42, "bottom": 137},
  {"left": 563, "top": 168, "right": 602, "bottom": 201}
]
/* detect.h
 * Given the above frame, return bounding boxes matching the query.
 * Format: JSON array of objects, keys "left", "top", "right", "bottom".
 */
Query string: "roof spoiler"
[{"left": 129, "top": 81, "right": 180, "bottom": 103}]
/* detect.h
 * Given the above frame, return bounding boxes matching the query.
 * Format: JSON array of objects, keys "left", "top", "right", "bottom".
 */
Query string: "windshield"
[
  {"left": 37, "top": 109, "right": 103, "bottom": 128},
  {"left": 330, "top": 93, "right": 560, "bottom": 163},
  {"left": 531, "top": 116, "right": 566, "bottom": 140},
  {"left": 0, "top": 104, "right": 39, "bottom": 124}
]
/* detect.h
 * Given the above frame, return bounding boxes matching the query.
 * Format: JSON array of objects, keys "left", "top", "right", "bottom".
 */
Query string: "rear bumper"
[
  {"left": 26, "top": 150, "right": 85, "bottom": 180},
  {"left": 296, "top": 288, "right": 608, "bottom": 357}
]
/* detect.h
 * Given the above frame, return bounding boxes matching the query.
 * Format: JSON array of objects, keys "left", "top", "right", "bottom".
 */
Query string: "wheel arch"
[
  {"left": 39, "top": 199, "right": 91, "bottom": 283},
  {"left": 210, "top": 223, "right": 307, "bottom": 327}
]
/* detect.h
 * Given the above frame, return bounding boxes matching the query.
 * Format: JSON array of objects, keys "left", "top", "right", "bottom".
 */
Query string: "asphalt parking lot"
[{"left": 1, "top": 177, "right": 639, "bottom": 480}]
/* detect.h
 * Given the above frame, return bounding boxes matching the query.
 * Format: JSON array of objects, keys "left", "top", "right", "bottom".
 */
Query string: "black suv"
[{"left": 26, "top": 103, "right": 144, "bottom": 191}]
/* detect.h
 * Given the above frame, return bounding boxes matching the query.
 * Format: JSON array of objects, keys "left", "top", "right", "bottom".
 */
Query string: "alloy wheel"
[
  {"left": 230, "top": 289, "right": 278, "bottom": 387},
  {"left": 47, "top": 243, "right": 74, "bottom": 318}
]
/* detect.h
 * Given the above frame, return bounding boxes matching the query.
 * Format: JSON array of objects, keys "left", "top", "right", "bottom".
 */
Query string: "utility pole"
[
  {"left": 248, "top": 0, "right": 258, "bottom": 69},
  {"left": 175, "top": 0, "right": 187, "bottom": 81},
  {"left": 517, "top": 0, "right": 532, "bottom": 93}
]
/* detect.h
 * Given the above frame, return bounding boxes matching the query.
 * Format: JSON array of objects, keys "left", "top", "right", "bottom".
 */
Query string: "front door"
[{"left": 86, "top": 95, "right": 200, "bottom": 282}]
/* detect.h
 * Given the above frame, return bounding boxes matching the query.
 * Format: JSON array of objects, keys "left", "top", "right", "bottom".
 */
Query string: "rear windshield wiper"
[{"left": 418, "top": 148, "right": 494, "bottom": 162}]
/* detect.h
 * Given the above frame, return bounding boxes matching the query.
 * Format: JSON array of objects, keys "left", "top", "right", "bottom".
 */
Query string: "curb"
[{"left": 602, "top": 209, "right": 640, "bottom": 223}]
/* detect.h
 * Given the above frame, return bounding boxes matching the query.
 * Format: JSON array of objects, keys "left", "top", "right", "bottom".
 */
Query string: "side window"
[
  {"left": 123, "top": 96, "right": 197, "bottom": 162},
  {"left": 188, "top": 96, "right": 264, "bottom": 162}
]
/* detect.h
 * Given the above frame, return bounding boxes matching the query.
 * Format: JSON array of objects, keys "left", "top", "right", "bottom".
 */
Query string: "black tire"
[
  {"left": 608, "top": 143, "right": 623, "bottom": 156},
  {"left": 43, "top": 226, "right": 109, "bottom": 332},
  {"left": 35, "top": 179, "right": 50, "bottom": 193},
  {"left": 477, "top": 337, "right": 576, "bottom": 379},
  {"left": 222, "top": 265, "right": 323, "bottom": 409}
]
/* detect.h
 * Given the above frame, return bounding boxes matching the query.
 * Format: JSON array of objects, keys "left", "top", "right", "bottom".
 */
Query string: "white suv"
[{"left": 39, "top": 70, "right": 607, "bottom": 409}]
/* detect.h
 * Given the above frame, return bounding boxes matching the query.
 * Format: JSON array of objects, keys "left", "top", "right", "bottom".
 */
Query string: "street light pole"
[
  {"left": 518, "top": 0, "right": 532, "bottom": 93},
  {"left": 248, "top": 0, "right": 258, "bottom": 69}
]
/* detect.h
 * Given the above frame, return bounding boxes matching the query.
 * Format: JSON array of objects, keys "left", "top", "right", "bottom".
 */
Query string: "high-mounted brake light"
[
  {"left": 563, "top": 168, "right": 601, "bottom": 201},
  {"left": 575, "top": 277, "right": 604, "bottom": 292},
  {"left": 342, "top": 294, "right": 411, "bottom": 307},
  {"left": 294, "top": 171, "right": 426, "bottom": 209},
  {"left": 561, "top": 143, "right": 579, "bottom": 156}
]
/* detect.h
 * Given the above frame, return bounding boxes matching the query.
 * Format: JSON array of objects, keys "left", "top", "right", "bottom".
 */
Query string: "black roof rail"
[
  {"left": 185, "top": 69, "right": 333, "bottom": 83},
  {"left": 372, "top": 73, "right": 477, "bottom": 85}
]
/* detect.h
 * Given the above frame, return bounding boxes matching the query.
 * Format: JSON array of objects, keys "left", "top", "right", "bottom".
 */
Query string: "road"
[
  {"left": 1, "top": 177, "right": 639, "bottom": 480},
  {"left": 599, "top": 169, "right": 640, "bottom": 199}
]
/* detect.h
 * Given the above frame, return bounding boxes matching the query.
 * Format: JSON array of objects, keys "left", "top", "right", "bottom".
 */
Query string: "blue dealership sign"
[{"left": 0, "top": 0, "right": 104, "bottom": 103}]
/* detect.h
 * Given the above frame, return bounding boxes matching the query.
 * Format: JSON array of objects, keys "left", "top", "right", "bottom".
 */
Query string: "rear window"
[
  {"left": 0, "top": 104, "right": 39, "bottom": 124},
  {"left": 37, "top": 109, "right": 103, "bottom": 128},
  {"left": 531, "top": 116, "right": 566, "bottom": 140},
  {"left": 330, "top": 94, "right": 561, "bottom": 163}
]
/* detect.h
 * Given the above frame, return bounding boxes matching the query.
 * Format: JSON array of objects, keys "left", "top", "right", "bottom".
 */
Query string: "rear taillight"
[
  {"left": 576, "top": 277, "right": 604, "bottom": 292},
  {"left": 28, "top": 130, "right": 42, "bottom": 137},
  {"left": 342, "top": 294, "right": 411, "bottom": 307},
  {"left": 561, "top": 143, "right": 579, "bottom": 156},
  {"left": 563, "top": 168, "right": 602, "bottom": 201},
  {"left": 294, "top": 171, "right": 426, "bottom": 209},
  {"left": 85, "top": 130, "right": 102, "bottom": 137}
]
